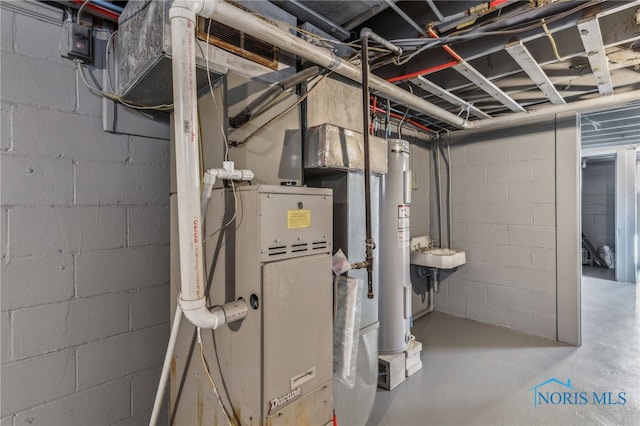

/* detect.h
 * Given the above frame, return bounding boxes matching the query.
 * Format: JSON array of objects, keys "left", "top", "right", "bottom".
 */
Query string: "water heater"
[{"left": 378, "top": 139, "right": 412, "bottom": 354}]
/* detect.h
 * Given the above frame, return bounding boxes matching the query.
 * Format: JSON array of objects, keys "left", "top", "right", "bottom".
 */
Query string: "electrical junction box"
[{"left": 61, "top": 21, "right": 92, "bottom": 62}]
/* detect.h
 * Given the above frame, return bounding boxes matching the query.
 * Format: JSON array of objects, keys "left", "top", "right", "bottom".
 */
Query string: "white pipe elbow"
[
  {"left": 179, "top": 297, "right": 226, "bottom": 329},
  {"left": 193, "top": 0, "right": 217, "bottom": 18},
  {"left": 184, "top": 305, "right": 226, "bottom": 329},
  {"left": 171, "top": 0, "right": 217, "bottom": 18},
  {"left": 169, "top": 1, "right": 196, "bottom": 21},
  {"left": 179, "top": 296, "right": 249, "bottom": 329},
  {"left": 201, "top": 169, "right": 219, "bottom": 217}
]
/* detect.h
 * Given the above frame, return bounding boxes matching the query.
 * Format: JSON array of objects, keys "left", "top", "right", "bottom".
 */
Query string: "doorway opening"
[
  {"left": 580, "top": 102, "right": 639, "bottom": 286},
  {"left": 580, "top": 156, "right": 616, "bottom": 281}
]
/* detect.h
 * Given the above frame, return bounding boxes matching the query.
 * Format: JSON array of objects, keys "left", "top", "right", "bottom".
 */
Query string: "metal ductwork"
[{"left": 200, "top": 0, "right": 470, "bottom": 130}]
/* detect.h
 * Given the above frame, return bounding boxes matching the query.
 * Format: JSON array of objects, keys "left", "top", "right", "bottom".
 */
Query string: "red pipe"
[
  {"left": 489, "top": 0, "right": 510, "bottom": 8},
  {"left": 71, "top": 0, "right": 120, "bottom": 22},
  {"left": 387, "top": 2, "right": 512, "bottom": 84},
  {"left": 387, "top": 60, "right": 459, "bottom": 83},
  {"left": 386, "top": 27, "right": 464, "bottom": 84},
  {"left": 370, "top": 105, "right": 437, "bottom": 134},
  {"left": 427, "top": 28, "right": 462, "bottom": 62}
]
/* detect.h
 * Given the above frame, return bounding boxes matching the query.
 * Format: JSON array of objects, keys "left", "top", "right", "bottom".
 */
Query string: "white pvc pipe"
[
  {"left": 200, "top": 0, "right": 469, "bottom": 129},
  {"left": 464, "top": 90, "right": 640, "bottom": 132},
  {"left": 170, "top": 2, "right": 252, "bottom": 329},
  {"left": 413, "top": 282, "right": 434, "bottom": 321},
  {"left": 150, "top": 304, "right": 183, "bottom": 426},
  {"left": 201, "top": 162, "right": 254, "bottom": 218},
  {"left": 170, "top": 2, "right": 205, "bottom": 306}
]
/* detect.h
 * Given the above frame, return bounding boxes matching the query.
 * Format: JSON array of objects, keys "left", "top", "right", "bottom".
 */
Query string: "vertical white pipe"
[
  {"left": 170, "top": 2, "right": 251, "bottom": 330},
  {"left": 150, "top": 305, "right": 183, "bottom": 426},
  {"left": 170, "top": 3, "right": 205, "bottom": 304}
]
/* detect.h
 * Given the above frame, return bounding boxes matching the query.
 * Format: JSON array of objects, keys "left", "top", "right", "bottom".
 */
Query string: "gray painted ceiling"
[{"left": 272, "top": 0, "right": 640, "bottom": 133}]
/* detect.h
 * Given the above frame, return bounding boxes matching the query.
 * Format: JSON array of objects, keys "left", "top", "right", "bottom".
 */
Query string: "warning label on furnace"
[{"left": 287, "top": 209, "right": 311, "bottom": 229}]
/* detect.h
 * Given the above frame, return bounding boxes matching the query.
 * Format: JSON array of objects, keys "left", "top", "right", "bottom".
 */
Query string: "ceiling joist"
[
  {"left": 505, "top": 41, "right": 566, "bottom": 105},
  {"left": 412, "top": 76, "right": 491, "bottom": 119},
  {"left": 453, "top": 60, "right": 526, "bottom": 112},
  {"left": 577, "top": 17, "right": 614, "bottom": 96}
]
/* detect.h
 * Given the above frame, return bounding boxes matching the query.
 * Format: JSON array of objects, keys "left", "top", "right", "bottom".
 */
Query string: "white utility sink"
[
  {"left": 410, "top": 247, "right": 466, "bottom": 269},
  {"left": 409, "top": 236, "right": 466, "bottom": 269}
]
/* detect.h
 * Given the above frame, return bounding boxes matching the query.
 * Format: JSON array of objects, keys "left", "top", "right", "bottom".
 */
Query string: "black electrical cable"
[
  {"left": 452, "top": 0, "right": 601, "bottom": 38},
  {"left": 385, "top": 0, "right": 601, "bottom": 53}
]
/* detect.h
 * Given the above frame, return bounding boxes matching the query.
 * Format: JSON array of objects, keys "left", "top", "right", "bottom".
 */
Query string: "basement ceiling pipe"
[
  {"left": 387, "top": 60, "right": 459, "bottom": 84},
  {"left": 464, "top": 91, "right": 640, "bottom": 133},
  {"left": 198, "top": 0, "right": 469, "bottom": 130},
  {"left": 197, "top": 0, "right": 639, "bottom": 134}
]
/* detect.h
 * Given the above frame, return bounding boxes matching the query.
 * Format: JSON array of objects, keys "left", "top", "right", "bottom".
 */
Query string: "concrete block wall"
[
  {"left": 1, "top": 3, "right": 170, "bottom": 425},
  {"left": 430, "top": 122, "right": 557, "bottom": 339},
  {"left": 581, "top": 160, "right": 615, "bottom": 250}
]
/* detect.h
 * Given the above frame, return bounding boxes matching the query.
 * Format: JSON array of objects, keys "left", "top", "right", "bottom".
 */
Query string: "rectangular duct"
[{"left": 115, "top": 0, "right": 294, "bottom": 106}]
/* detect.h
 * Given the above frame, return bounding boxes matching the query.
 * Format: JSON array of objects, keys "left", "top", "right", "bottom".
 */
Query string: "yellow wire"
[
  {"left": 541, "top": 19, "right": 565, "bottom": 62},
  {"left": 198, "top": 340, "right": 233, "bottom": 426}
]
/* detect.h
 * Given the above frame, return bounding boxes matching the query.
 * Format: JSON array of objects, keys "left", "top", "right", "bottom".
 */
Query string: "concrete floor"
[
  {"left": 582, "top": 265, "right": 616, "bottom": 281},
  {"left": 368, "top": 276, "right": 639, "bottom": 425}
]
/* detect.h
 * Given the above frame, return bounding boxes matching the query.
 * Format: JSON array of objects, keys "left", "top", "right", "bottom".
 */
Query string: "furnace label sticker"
[
  {"left": 398, "top": 204, "right": 410, "bottom": 247},
  {"left": 287, "top": 209, "right": 311, "bottom": 229}
]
